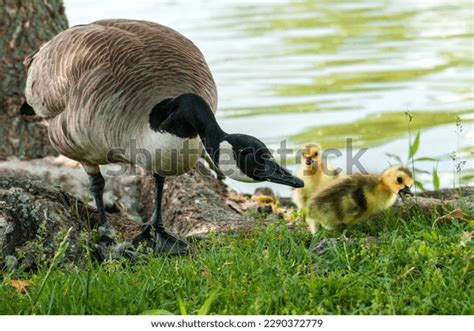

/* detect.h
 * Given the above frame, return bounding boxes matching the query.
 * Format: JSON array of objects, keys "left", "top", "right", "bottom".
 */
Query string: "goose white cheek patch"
[{"left": 217, "top": 141, "right": 257, "bottom": 183}]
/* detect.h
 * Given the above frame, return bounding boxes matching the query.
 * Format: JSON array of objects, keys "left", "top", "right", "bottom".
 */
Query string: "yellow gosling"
[
  {"left": 292, "top": 143, "right": 340, "bottom": 213},
  {"left": 306, "top": 165, "right": 414, "bottom": 232}
]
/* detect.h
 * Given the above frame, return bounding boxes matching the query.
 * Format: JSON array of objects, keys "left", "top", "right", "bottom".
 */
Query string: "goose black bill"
[{"left": 255, "top": 159, "right": 304, "bottom": 188}]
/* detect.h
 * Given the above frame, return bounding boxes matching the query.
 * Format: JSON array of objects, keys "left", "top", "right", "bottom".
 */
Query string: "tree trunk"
[{"left": 0, "top": 0, "right": 68, "bottom": 160}]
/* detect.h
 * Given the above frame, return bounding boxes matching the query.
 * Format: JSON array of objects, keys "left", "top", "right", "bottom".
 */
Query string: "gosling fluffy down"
[
  {"left": 292, "top": 143, "right": 340, "bottom": 210},
  {"left": 306, "top": 165, "right": 414, "bottom": 232}
]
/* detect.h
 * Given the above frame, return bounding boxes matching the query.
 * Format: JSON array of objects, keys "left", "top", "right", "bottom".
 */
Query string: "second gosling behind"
[{"left": 292, "top": 143, "right": 340, "bottom": 211}]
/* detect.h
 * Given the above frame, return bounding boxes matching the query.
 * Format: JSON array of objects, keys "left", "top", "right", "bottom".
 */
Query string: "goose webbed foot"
[
  {"left": 131, "top": 222, "right": 154, "bottom": 247},
  {"left": 132, "top": 223, "right": 188, "bottom": 255},
  {"left": 94, "top": 241, "right": 138, "bottom": 261},
  {"left": 154, "top": 229, "right": 188, "bottom": 255},
  {"left": 87, "top": 170, "right": 118, "bottom": 246},
  {"left": 94, "top": 224, "right": 141, "bottom": 261},
  {"left": 131, "top": 174, "right": 188, "bottom": 255},
  {"left": 98, "top": 224, "right": 117, "bottom": 246},
  {"left": 86, "top": 169, "right": 137, "bottom": 260}
]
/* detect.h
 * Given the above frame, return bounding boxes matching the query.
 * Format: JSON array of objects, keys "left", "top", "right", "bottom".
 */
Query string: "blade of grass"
[
  {"left": 46, "top": 283, "right": 57, "bottom": 314},
  {"left": 432, "top": 167, "right": 440, "bottom": 190},
  {"left": 177, "top": 296, "right": 188, "bottom": 315},
  {"left": 409, "top": 131, "right": 420, "bottom": 160},
  {"left": 32, "top": 227, "right": 72, "bottom": 308},
  {"left": 414, "top": 167, "right": 431, "bottom": 175},
  {"left": 140, "top": 309, "right": 174, "bottom": 315},
  {"left": 385, "top": 153, "right": 403, "bottom": 164},
  {"left": 413, "top": 157, "right": 438, "bottom": 162},
  {"left": 197, "top": 290, "right": 219, "bottom": 315},
  {"left": 415, "top": 180, "right": 426, "bottom": 191}
]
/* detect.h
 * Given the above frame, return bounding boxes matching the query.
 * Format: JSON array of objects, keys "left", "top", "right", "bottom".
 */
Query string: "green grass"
[{"left": 1, "top": 210, "right": 473, "bottom": 315}]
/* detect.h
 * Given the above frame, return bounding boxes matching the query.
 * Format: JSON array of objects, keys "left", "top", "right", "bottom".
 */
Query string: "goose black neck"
[
  {"left": 179, "top": 94, "right": 227, "bottom": 165},
  {"left": 150, "top": 94, "right": 224, "bottom": 137},
  {"left": 149, "top": 93, "right": 226, "bottom": 164}
]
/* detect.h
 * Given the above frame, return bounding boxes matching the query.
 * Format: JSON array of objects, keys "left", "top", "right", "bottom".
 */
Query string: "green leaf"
[
  {"left": 177, "top": 296, "right": 187, "bottom": 315},
  {"left": 408, "top": 131, "right": 421, "bottom": 160},
  {"left": 385, "top": 153, "right": 403, "bottom": 164},
  {"left": 415, "top": 180, "right": 426, "bottom": 191},
  {"left": 413, "top": 157, "right": 438, "bottom": 162},
  {"left": 197, "top": 290, "right": 218, "bottom": 315},
  {"left": 140, "top": 309, "right": 174, "bottom": 315},
  {"left": 432, "top": 168, "right": 440, "bottom": 190}
]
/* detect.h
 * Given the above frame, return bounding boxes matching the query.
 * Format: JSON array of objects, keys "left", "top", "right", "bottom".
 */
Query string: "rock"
[
  {"left": 393, "top": 188, "right": 474, "bottom": 217},
  {"left": 0, "top": 171, "right": 135, "bottom": 269},
  {"left": 417, "top": 187, "right": 474, "bottom": 201},
  {"left": 0, "top": 160, "right": 255, "bottom": 267},
  {"left": 137, "top": 161, "right": 253, "bottom": 238}
]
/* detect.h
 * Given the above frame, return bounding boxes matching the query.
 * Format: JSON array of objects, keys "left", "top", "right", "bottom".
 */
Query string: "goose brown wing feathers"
[{"left": 25, "top": 19, "right": 217, "bottom": 120}]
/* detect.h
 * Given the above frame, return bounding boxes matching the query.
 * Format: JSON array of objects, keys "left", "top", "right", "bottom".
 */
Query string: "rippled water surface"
[{"left": 65, "top": 0, "right": 473, "bottom": 195}]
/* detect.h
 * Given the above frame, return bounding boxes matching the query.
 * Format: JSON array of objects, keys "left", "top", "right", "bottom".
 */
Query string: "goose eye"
[
  {"left": 261, "top": 153, "right": 272, "bottom": 161},
  {"left": 240, "top": 148, "right": 253, "bottom": 157},
  {"left": 397, "top": 176, "right": 403, "bottom": 184}
]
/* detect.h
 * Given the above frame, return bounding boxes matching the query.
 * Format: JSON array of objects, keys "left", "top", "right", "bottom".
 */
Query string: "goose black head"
[
  {"left": 150, "top": 93, "right": 303, "bottom": 188},
  {"left": 204, "top": 133, "right": 304, "bottom": 188}
]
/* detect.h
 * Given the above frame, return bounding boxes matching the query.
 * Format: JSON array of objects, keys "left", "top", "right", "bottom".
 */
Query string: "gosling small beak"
[
  {"left": 305, "top": 157, "right": 313, "bottom": 166},
  {"left": 398, "top": 185, "right": 413, "bottom": 199},
  {"left": 257, "top": 159, "right": 304, "bottom": 188}
]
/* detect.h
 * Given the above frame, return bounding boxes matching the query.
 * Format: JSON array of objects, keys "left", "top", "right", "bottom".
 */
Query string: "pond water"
[{"left": 64, "top": 0, "right": 473, "bottom": 196}]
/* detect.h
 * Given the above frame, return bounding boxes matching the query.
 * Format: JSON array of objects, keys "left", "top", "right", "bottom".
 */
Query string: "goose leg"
[
  {"left": 86, "top": 167, "right": 116, "bottom": 245},
  {"left": 132, "top": 174, "right": 188, "bottom": 255}
]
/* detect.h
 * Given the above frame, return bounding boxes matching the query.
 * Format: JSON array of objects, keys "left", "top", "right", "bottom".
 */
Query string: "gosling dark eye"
[
  {"left": 397, "top": 176, "right": 403, "bottom": 184},
  {"left": 314, "top": 152, "right": 318, "bottom": 157}
]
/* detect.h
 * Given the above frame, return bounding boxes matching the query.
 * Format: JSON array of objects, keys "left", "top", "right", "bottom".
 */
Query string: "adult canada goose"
[
  {"left": 22, "top": 19, "right": 304, "bottom": 254},
  {"left": 292, "top": 143, "right": 340, "bottom": 211},
  {"left": 306, "top": 165, "right": 414, "bottom": 232}
]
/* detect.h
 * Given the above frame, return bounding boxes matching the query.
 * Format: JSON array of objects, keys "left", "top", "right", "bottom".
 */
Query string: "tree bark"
[{"left": 0, "top": 0, "right": 68, "bottom": 160}]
